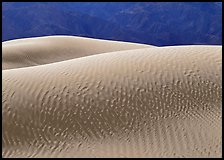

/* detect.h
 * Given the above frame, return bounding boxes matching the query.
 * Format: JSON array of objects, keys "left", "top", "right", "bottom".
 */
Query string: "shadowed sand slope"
[
  {"left": 2, "top": 43, "right": 222, "bottom": 157},
  {"left": 2, "top": 36, "right": 154, "bottom": 70}
]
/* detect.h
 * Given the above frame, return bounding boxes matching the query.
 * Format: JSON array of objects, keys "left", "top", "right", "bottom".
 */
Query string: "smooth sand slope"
[
  {"left": 2, "top": 36, "right": 153, "bottom": 70},
  {"left": 2, "top": 37, "right": 222, "bottom": 158}
]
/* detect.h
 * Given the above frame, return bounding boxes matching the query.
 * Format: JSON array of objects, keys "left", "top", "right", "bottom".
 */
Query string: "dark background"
[{"left": 2, "top": 2, "right": 222, "bottom": 46}]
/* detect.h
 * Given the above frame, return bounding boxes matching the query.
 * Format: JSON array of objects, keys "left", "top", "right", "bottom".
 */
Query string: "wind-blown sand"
[
  {"left": 2, "top": 36, "right": 153, "bottom": 70},
  {"left": 2, "top": 36, "right": 222, "bottom": 158}
]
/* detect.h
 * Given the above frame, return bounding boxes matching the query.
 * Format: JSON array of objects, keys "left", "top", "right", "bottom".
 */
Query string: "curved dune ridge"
[
  {"left": 2, "top": 36, "right": 222, "bottom": 158},
  {"left": 2, "top": 36, "right": 154, "bottom": 70}
]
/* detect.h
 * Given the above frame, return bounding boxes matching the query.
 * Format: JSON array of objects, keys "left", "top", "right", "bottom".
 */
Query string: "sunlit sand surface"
[{"left": 2, "top": 36, "right": 222, "bottom": 158}]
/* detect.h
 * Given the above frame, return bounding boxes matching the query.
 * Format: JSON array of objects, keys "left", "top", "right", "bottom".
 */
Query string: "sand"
[
  {"left": 2, "top": 36, "right": 153, "bottom": 70},
  {"left": 2, "top": 36, "right": 222, "bottom": 158}
]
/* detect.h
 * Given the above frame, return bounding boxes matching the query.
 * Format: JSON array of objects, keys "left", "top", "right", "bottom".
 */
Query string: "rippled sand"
[
  {"left": 2, "top": 36, "right": 153, "bottom": 70},
  {"left": 2, "top": 36, "right": 222, "bottom": 158}
]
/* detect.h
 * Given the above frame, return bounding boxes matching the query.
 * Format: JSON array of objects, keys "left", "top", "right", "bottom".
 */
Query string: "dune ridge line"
[{"left": 2, "top": 36, "right": 222, "bottom": 158}]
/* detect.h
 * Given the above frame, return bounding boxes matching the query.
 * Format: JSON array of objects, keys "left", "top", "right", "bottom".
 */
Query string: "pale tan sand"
[
  {"left": 2, "top": 41, "right": 222, "bottom": 158},
  {"left": 2, "top": 36, "right": 154, "bottom": 70}
]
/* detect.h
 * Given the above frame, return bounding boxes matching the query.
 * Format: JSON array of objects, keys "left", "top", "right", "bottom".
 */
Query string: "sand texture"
[
  {"left": 2, "top": 36, "right": 153, "bottom": 70},
  {"left": 2, "top": 36, "right": 222, "bottom": 158}
]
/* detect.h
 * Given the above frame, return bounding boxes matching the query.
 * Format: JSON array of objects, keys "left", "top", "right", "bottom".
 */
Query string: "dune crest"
[
  {"left": 2, "top": 36, "right": 222, "bottom": 158},
  {"left": 2, "top": 36, "right": 154, "bottom": 70}
]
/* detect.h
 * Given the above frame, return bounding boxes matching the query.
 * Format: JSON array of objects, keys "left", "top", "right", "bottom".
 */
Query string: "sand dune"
[
  {"left": 2, "top": 36, "right": 222, "bottom": 158},
  {"left": 2, "top": 36, "right": 153, "bottom": 70}
]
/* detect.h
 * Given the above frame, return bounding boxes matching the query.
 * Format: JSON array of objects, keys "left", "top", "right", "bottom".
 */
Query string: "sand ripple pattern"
[
  {"left": 2, "top": 39, "right": 222, "bottom": 158},
  {"left": 2, "top": 36, "right": 153, "bottom": 70}
]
